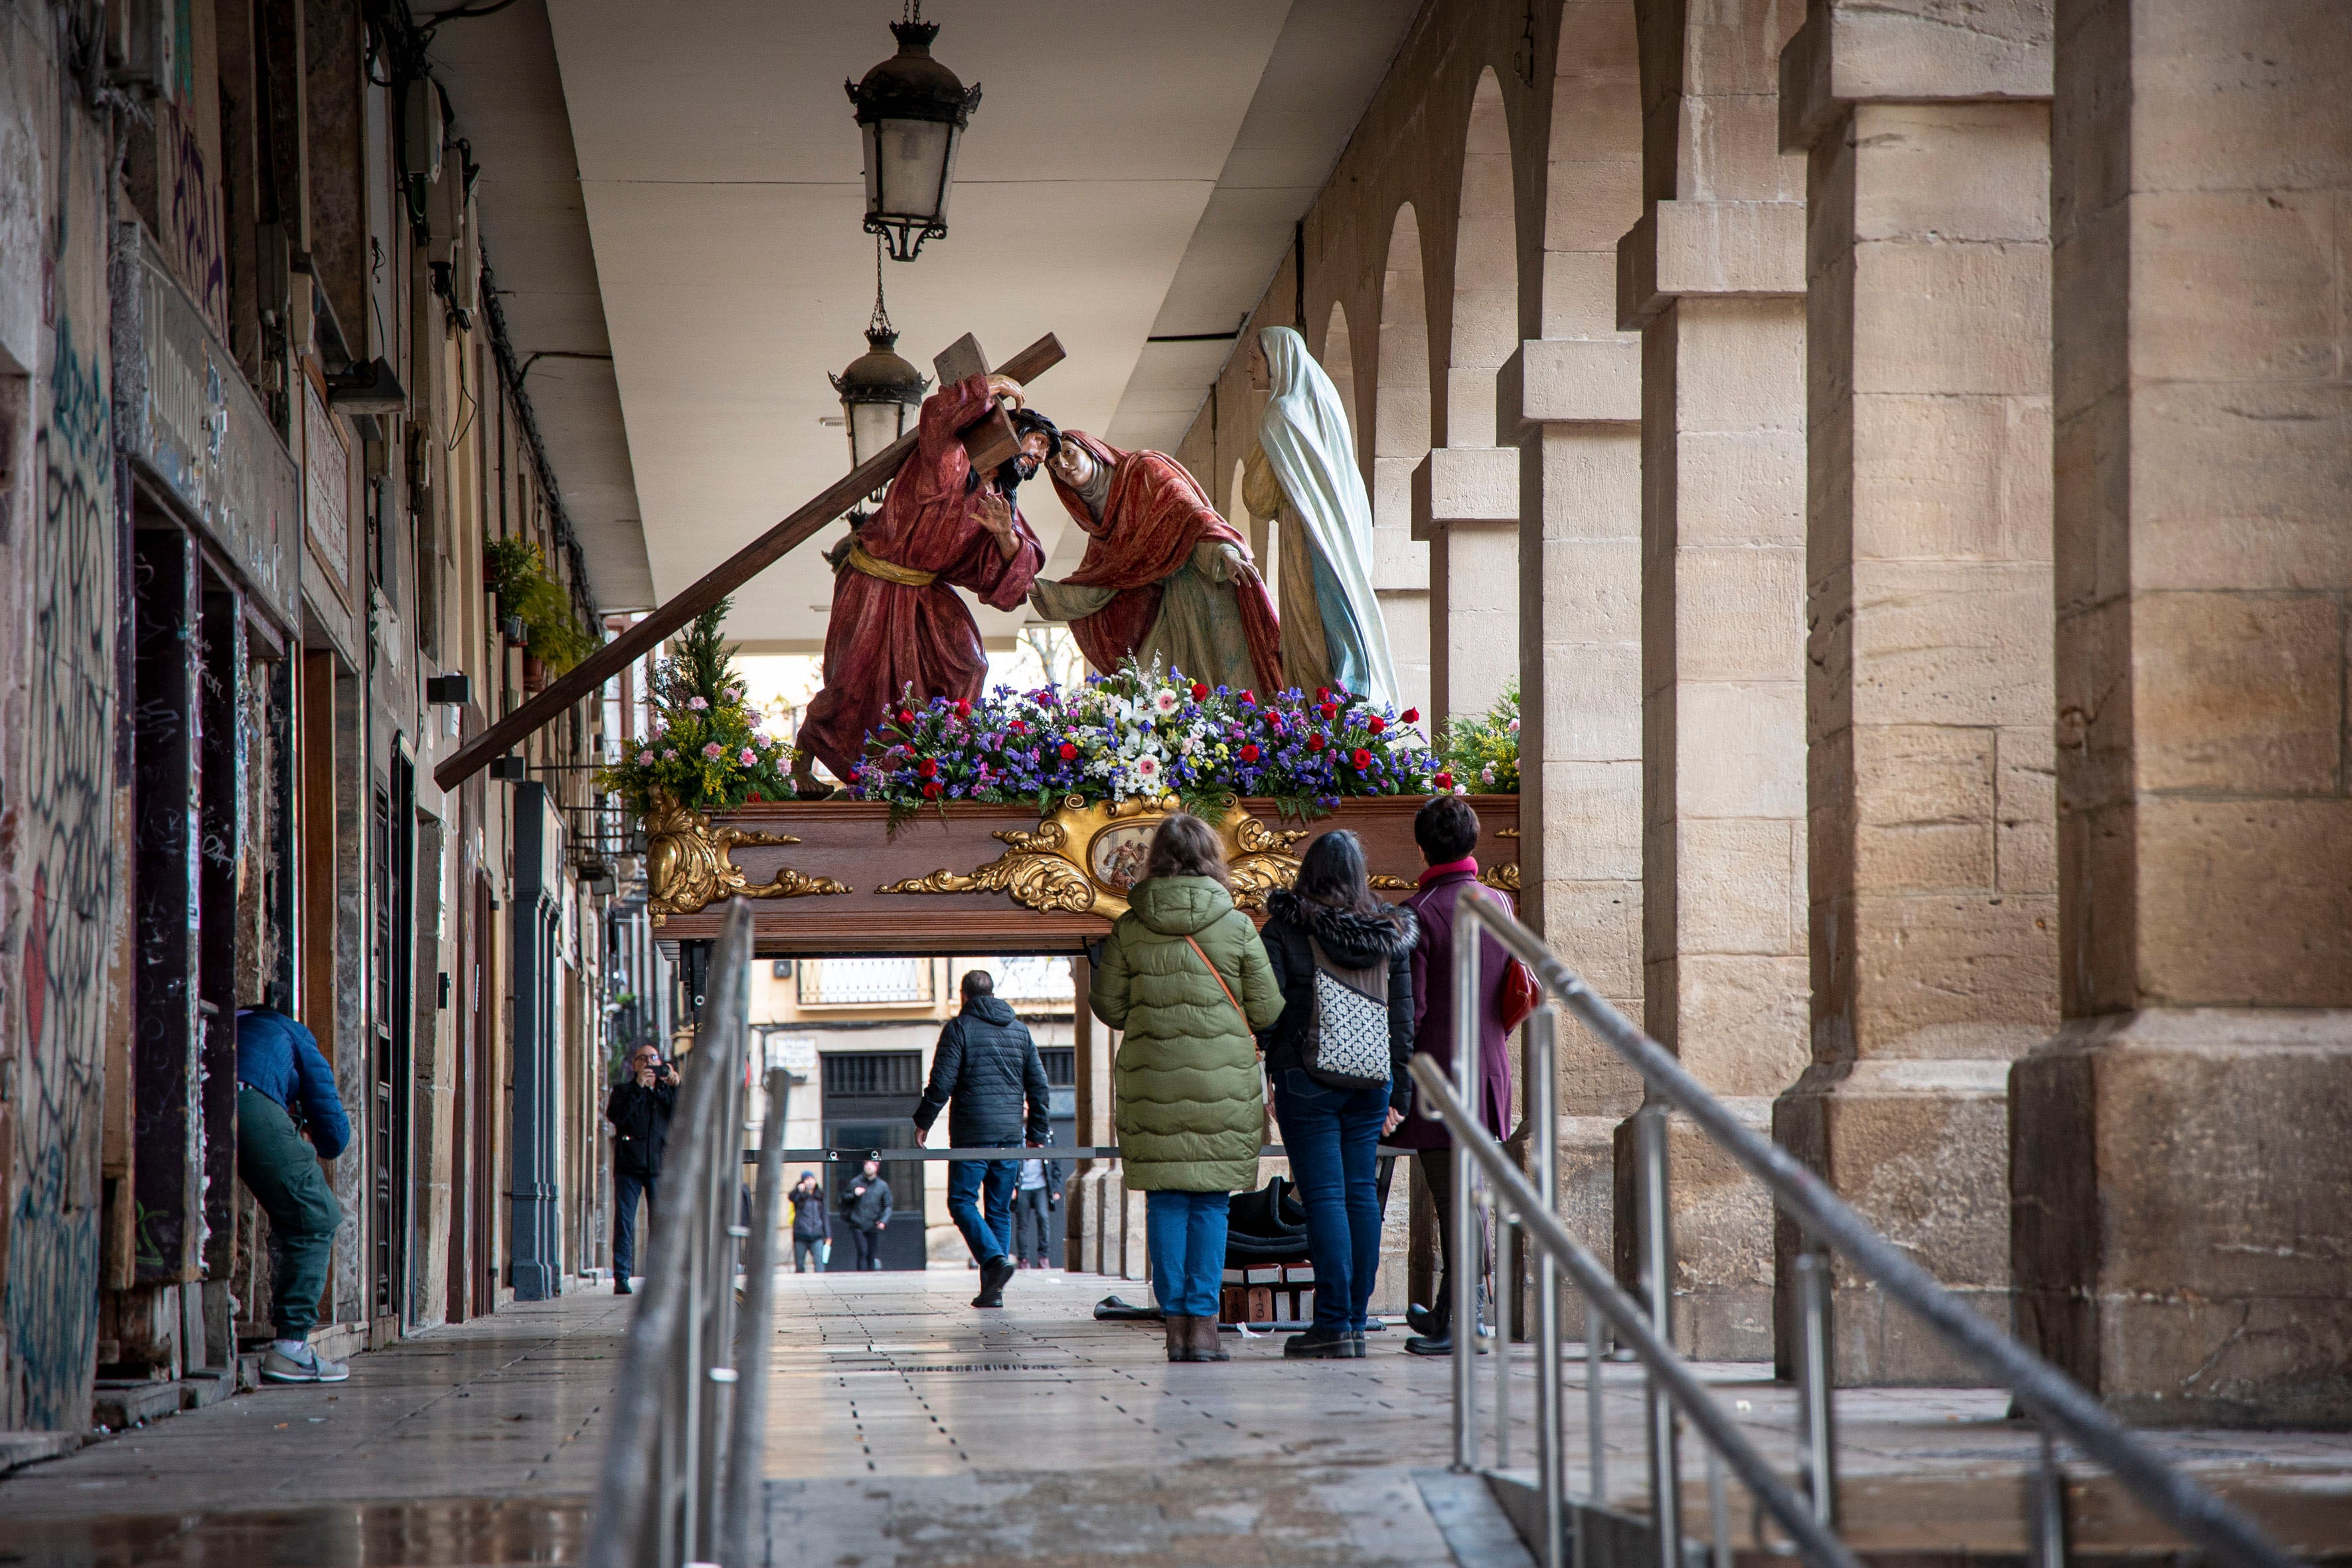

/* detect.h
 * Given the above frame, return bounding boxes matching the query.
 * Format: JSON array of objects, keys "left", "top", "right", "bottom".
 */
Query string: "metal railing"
[
  {"left": 588, "top": 903, "right": 791, "bottom": 1568},
  {"left": 1419, "top": 894, "right": 2298, "bottom": 1568}
]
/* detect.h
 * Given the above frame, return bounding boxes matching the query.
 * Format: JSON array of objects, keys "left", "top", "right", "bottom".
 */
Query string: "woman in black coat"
[{"left": 1257, "top": 830, "right": 1416, "bottom": 1358}]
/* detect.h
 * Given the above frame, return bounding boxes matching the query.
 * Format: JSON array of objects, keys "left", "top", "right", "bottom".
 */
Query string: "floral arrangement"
[
  {"left": 485, "top": 535, "right": 597, "bottom": 674},
  {"left": 595, "top": 599, "right": 797, "bottom": 816},
  {"left": 1441, "top": 680, "right": 1519, "bottom": 793},
  {"left": 848, "top": 661, "right": 1444, "bottom": 825}
]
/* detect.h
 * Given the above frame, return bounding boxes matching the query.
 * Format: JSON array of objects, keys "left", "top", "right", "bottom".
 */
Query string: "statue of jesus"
[
  {"left": 793, "top": 373, "right": 1055, "bottom": 791},
  {"left": 1027, "top": 431, "right": 1283, "bottom": 696}
]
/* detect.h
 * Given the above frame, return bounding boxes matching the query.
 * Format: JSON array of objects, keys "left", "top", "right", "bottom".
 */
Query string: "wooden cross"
[{"left": 433, "top": 331, "right": 1065, "bottom": 791}]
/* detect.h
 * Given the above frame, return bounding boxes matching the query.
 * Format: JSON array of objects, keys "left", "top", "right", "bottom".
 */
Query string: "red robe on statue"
[
  {"left": 1043, "top": 432, "right": 1283, "bottom": 693},
  {"left": 797, "top": 374, "right": 1045, "bottom": 780}
]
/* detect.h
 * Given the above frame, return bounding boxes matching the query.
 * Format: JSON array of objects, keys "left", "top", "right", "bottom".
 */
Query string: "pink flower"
[
  {"left": 637, "top": 749, "right": 655, "bottom": 766},
  {"left": 689, "top": 695, "right": 708, "bottom": 710},
  {"left": 739, "top": 748, "right": 757, "bottom": 765},
  {"left": 702, "top": 742, "right": 724, "bottom": 759},
  {"left": 1136, "top": 755, "right": 1161, "bottom": 779},
  {"left": 662, "top": 749, "right": 678, "bottom": 761}
]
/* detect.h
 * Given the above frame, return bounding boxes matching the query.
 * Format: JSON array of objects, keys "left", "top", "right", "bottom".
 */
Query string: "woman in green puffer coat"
[{"left": 1091, "top": 813, "right": 1285, "bottom": 1364}]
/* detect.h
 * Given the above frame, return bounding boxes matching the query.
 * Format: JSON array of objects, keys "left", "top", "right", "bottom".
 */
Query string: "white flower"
[
  {"left": 1135, "top": 755, "right": 1161, "bottom": 781},
  {"left": 1151, "top": 688, "right": 1180, "bottom": 716}
]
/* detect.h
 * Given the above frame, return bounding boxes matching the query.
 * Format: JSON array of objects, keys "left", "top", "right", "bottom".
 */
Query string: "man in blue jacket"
[
  {"left": 914, "top": 970, "right": 1051, "bottom": 1308},
  {"left": 235, "top": 1002, "right": 353, "bottom": 1384}
]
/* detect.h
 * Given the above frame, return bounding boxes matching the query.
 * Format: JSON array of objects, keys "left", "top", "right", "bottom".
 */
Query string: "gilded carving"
[
  {"left": 645, "top": 795, "right": 853, "bottom": 923},
  {"left": 879, "top": 795, "right": 1309, "bottom": 919}
]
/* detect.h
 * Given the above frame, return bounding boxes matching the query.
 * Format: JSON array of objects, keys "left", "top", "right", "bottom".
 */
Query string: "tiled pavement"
[{"left": 3, "top": 1271, "right": 2348, "bottom": 1565}]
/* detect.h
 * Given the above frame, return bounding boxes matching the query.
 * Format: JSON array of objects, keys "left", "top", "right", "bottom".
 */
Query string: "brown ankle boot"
[
  {"left": 1192, "top": 1314, "right": 1230, "bottom": 1362},
  {"left": 1164, "top": 1315, "right": 1199, "bottom": 1362}
]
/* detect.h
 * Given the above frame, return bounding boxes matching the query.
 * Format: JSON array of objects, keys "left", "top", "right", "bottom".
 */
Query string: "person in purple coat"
[{"left": 1395, "top": 794, "right": 1517, "bottom": 1356}]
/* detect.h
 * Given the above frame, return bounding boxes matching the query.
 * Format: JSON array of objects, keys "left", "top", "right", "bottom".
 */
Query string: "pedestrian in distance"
[
  {"left": 604, "top": 1042, "right": 679, "bottom": 1296},
  {"left": 841, "top": 1156, "right": 893, "bottom": 1270},
  {"left": 234, "top": 996, "right": 354, "bottom": 1383},
  {"left": 915, "top": 969, "right": 1053, "bottom": 1307},
  {"left": 1258, "top": 829, "right": 1417, "bottom": 1359},
  {"left": 789, "top": 1169, "right": 830, "bottom": 1273},
  {"left": 1091, "top": 813, "right": 1284, "bottom": 1364},
  {"left": 1014, "top": 1154, "right": 1064, "bottom": 1269},
  {"left": 1393, "top": 793, "right": 1516, "bottom": 1356}
]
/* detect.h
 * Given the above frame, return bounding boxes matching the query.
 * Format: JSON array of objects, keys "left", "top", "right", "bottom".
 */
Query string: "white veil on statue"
[{"left": 1255, "top": 325, "right": 1401, "bottom": 708}]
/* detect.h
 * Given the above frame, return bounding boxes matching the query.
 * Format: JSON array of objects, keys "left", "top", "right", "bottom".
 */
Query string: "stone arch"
[
  {"left": 1448, "top": 67, "right": 1517, "bottom": 448},
  {"left": 1320, "top": 298, "right": 1360, "bottom": 471},
  {"left": 1372, "top": 202, "right": 1432, "bottom": 718}
]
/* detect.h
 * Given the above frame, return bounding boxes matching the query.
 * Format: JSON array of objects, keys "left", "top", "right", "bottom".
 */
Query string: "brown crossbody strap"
[{"left": 1183, "top": 935, "right": 1251, "bottom": 1030}]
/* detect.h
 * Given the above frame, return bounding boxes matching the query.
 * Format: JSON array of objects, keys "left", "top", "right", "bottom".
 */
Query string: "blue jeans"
[
  {"left": 613, "top": 1168, "right": 656, "bottom": 1279},
  {"left": 1273, "top": 1067, "right": 1389, "bottom": 1331},
  {"left": 1145, "top": 1189, "right": 1231, "bottom": 1319},
  {"left": 946, "top": 1157, "right": 1019, "bottom": 1265}
]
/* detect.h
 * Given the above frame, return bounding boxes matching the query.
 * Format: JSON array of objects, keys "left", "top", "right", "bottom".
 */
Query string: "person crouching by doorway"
[
  {"left": 605, "top": 1042, "right": 678, "bottom": 1294},
  {"left": 842, "top": 1157, "right": 893, "bottom": 1269},
  {"left": 789, "top": 1170, "right": 831, "bottom": 1272},
  {"left": 234, "top": 998, "right": 353, "bottom": 1383},
  {"left": 915, "top": 969, "right": 1053, "bottom": 1307},
  {"left": 1393, "top": 793, "right": 1516, "bottom": 1356},
  {"left": 1091, "top": 813, "right": 1284, "bottom": 1363}
]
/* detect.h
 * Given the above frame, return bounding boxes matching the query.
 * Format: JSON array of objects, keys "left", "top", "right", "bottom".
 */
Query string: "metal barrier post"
[
  {"left": 1792, "top": 1248, "right": 1838, "bottom": 1529},
  {"left": 1531, "top": 1008, "right": 1564, "bottom": 1568},
  {"left": 2031, "top": 1429, "right": 2070, "bottom": 1568},
  {"left": 1494, "top": 1188, "right": 1512, "bottom": 1471},
  {"left": 1452, "top": 903, "right": 1485, "bottom": 1473},
  {"left": 722, "top": 1067, "right": 791, "bottom": 1568},
  {"left": 1586, "top": 1299, "right": 1607, "bottom": 1505},
  {"left": 1635, "top": 1103, "right": 1680, "bottom": 1567}
]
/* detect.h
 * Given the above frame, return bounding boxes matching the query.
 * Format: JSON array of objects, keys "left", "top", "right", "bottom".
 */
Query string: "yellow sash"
[{"left": 844, "top": 541, "right": 939, "bottom": 589}]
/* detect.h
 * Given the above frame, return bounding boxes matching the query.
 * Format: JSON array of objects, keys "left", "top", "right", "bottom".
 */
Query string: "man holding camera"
[{"left": 605, "top": 1042, "right": 679, "bottom": 1295}]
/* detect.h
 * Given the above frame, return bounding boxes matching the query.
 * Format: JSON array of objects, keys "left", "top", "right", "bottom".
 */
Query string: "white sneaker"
[{"left": 262, "top": 1342, "right": 351, "bottom": 1383}]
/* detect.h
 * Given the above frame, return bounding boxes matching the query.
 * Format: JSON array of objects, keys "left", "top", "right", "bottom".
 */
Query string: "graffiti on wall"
[
  {"left": 158, "top": 106, "right": 225, "bottom": 341},
  {"left": 9, "top": 302, "right": 118, "bottom": 1427},
  {"left": 3, "top": 41, "right": 119, "bottom": 1424}
]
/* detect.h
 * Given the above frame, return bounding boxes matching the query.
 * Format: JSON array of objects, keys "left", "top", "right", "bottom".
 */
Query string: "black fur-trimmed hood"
[{"left": 1267, "top": 888, "right": 1417, "bottom": 969}]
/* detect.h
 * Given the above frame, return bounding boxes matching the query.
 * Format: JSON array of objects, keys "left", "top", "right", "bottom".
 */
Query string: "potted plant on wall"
[
  {"left": 1439, "top": 680, "right": 1518, "bottom": 795},
  {"left": 485, "top": 535, "right": 596, "bottom": 685},
  {"left": 595, "top": 596, "right": 797, "bottom": 821}
]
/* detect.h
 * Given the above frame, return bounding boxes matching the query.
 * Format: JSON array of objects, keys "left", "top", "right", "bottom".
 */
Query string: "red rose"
[
  {"left": 1434, "top": 770, "right": 1454, "bottom": 791},
  {"left": 747, "top": 792, "right": 763, "bottom": 803},
  {"left": 917, "top": 757, "right": 938, "bottom": 779},
  {"left": 1402, "top": 707, "right": 1420, "bottom": 724},
  {"left": 921, "top": 781, "right": 941, "bottom": 799},
  {"left": 955, "top": 698, "right": 973, "bottom": 719},
  {"left": 1316, "top": 688, "right": 1331, "bottom": 703},
  {"left": 1009, "top": 719, "right": 1027, "bottom": 733},
  {"left": 1308, "top": 734, "right": 1327, "bottom": 753},
  {"left": 1319, "top": 702, "right": 1338, "bottom": 722},
  {"left": 1190, "top": 681, "right": 1209, "bottom": 701},
  {"left": 1351, "top": 747, "right": 1372, "bottom": 769},
  {"left": 1058, "top": 742, "right": 1078, "bottom": 761},
  {"left": 1239, "top": 743, "right": 1260, "bottom": 763},
  {"left": 897, "top": 708, "right": 914, "bottom": 726},
  {"left": 1239, "top": 689, "right": 1255, "bottom": 705},
  {"left": 1368, "top": 714, "right": 1386, "bottom": 735}
]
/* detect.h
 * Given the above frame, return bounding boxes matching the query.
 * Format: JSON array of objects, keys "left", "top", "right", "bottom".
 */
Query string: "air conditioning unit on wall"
[{"left": 106, "top": 0, "right": 179, "bottom": 104}]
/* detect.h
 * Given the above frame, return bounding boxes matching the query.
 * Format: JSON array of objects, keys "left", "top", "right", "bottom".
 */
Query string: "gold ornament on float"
[
  {"left": 878, "top": 795, "right": 1310, "bottom": 919},
  {"left": 644, "top": 794, "right": 854, "bottom": 923}
]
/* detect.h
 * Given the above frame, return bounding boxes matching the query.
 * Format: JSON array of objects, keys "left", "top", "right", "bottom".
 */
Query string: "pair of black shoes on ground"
[
  {"left": 971, "top": 1255, "right": 1014, "bottom": 1308},
  {"left": 1404, "top": 1300, "right": 1484, "bottom": 1356},
  {"left": 1283, "top": 1326, "right": 1366, "bottom": 1359}
]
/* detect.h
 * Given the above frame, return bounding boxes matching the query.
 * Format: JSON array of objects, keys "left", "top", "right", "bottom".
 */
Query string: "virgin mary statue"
[{"left": 1241, "top": 325, "right": 1400, "bottom": 707}]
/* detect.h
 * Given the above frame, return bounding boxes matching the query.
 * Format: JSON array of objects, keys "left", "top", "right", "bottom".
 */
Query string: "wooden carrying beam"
[{"left": 434, "top": 332, "right": 1066, "bottom": 791}]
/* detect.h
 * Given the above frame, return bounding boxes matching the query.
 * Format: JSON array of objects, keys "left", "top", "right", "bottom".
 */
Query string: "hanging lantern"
[
  {"left": 844, "top": 7, "right": 981, "bottom": 262},
  {"left": 830, "top": 242, "right": 930, "bottom": 504}
]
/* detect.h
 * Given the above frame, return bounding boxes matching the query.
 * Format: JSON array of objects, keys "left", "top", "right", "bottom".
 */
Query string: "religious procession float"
[{"left": 442, "top": 321, "right": 1522, "bottom": 956}]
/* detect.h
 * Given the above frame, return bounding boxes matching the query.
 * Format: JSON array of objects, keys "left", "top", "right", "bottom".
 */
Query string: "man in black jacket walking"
[
  {"left": 841, "top": 1158, "right": 892, "bottom": 1270},
  {"left": 605, "top": 1042, "right": 678, "bottom": 1294},
  {"left": 916, "top": 970, "right": 1052, "bottom": 1307}
]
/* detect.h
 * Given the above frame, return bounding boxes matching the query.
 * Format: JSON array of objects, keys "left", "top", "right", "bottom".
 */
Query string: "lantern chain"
[{"left": 868, "top": 232, "right": 895, "bottom": 341}]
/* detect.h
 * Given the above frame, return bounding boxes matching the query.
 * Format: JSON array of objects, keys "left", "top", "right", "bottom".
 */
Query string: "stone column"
[
  {"left": 1610, "top": 0, "right": 1812, "bottom": 1358},
  {"left": 2011, "top": 0, "right": 2352, "bottom": 1427},
  {"left": 1414, "top": 447, "right": 1520, "bottom": 738},
  {"left": 1777, "top": 1, "right": 2058, "bottom": 1383},
  {"left": 1498, "top": 337, "right": 1646, "bottom": 1263}
]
